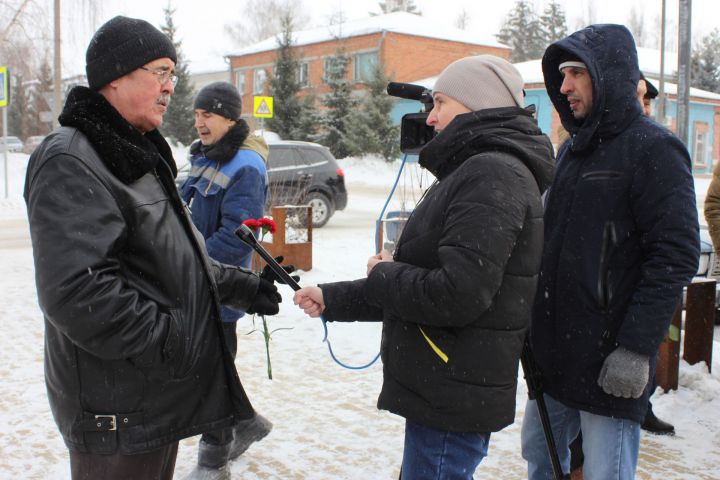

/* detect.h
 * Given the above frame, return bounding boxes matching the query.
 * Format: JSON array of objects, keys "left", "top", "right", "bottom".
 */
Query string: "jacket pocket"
[
  {"left": 167, "top": 309, "right": 198, "bottom": 379},
  {"left": 581, "top": 170, "right": 623, "bottom": 181},
  {"left": 597, "top": 221, "right": 617, "bottom": 310}
]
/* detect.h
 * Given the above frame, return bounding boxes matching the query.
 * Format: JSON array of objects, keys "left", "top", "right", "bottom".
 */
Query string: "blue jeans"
[
  {"left": 520, "top": 394, "right": 640, "bottom": 480},
  {"left": 401, "top": 419, "right": 490, "bottom": 480}
]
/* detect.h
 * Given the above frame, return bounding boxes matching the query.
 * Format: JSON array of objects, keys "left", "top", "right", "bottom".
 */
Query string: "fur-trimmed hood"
[
  {"left": 188, "top": 121, "right": 252, "bottom": 163},
  {"left": 58, "top": 86, "right": 177, "bottom": 184}
]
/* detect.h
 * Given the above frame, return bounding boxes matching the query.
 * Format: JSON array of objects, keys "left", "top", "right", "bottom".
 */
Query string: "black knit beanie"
[
  {"left": 194, "top": 82, "right": 242, "bottom": 120},
  {"left": 86, "top": 16, "right": 177, "bottom": 91}
]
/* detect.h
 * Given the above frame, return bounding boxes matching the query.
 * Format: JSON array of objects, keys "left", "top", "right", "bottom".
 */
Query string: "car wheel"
[{"left": 304, "top": 191, "right": 334, "bottom": 228}]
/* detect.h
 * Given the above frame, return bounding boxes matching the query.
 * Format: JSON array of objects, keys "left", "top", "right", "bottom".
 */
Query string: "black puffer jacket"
[
  {"left": 24, "top": 87, "right": 258, "bottom": 454},
  {"left": 321, "top": 107, "right": 554, "bottom": 432},
  {"left": 532, "top": 25, "right": 699, "bottom": 422}
]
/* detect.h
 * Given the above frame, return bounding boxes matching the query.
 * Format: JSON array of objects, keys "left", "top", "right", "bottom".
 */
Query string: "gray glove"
[{"left": 597, "top": 346, "right": 650, "bottom": 399}]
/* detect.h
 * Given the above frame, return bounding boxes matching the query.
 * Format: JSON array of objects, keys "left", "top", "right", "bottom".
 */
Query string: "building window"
[
  {"left": 693, "top": 122, "right": 709, "bottom": 168},
  {"left": 235, "top": 70, "right": 246, "bottom": 94},
  {"left": 296, "top": 62, "right": 309, "bottom": 87},
  {"left": 253, "top": 69, "right": 267, "bottom": 94},
  {"left": 323, "top": 57, "right": 333, "bottom": 84},
  {"left": 324, "top": 55, "right": 350, "bottom": 84},
  {"left": 354, "top": 51, "right": 378, "bottom": 82}
]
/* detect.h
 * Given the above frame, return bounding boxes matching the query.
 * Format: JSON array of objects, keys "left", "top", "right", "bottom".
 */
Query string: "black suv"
[{"left": 176, "top": 140, "right": 347, "bottom": 227}]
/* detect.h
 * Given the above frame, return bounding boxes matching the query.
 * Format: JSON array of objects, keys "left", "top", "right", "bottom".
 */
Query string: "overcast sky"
[{"left": 57, "top": 0, "right": 716, "bottom": 76}]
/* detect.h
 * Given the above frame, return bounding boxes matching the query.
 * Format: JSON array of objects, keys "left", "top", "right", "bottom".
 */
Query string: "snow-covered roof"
[{"left": 228, "top": 12, "right": 507, "bottom": 57}]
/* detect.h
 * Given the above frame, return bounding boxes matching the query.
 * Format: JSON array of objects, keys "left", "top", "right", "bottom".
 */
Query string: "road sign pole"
[
  {"left": 3, "top": 107, "right": 8, "bottom": 199},
  {"left": 1, "top": 66, "right": 9, "bottom": 199}
]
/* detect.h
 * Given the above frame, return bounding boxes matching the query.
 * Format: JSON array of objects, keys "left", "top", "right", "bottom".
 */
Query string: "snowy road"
[{"left": 1, "top": 157, "right": 719, "bottom": 479}]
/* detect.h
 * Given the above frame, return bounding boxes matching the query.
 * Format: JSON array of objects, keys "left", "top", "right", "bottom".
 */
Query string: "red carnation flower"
[
  {"left": 242, "top": 218, "right": 260, "bottom": 230},
  {"left": 258, "top": 217, "right": 277, "bottom": 235}
]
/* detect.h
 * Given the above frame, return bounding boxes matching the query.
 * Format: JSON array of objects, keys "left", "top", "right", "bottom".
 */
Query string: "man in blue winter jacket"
[
  {"left": 181, "top": 82, "right": 272, "bottom": 480},
  {"left": 520, "top": 25, "right": 700, "bottom": 479}
]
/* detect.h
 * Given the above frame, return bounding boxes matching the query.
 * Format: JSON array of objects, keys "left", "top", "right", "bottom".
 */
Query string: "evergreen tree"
[
  {"left": 496, "top": 0, "right": 545, "bottom": 62},
  {"left": 318, "top": 47, "right": 356, "bottom": 158},
  {"left": 267, "top": 14, "right": 303, "bottom": 139},
  {"left": 539, "top": 1, "right": 567, "bottom": 46},
  {"left": 160, "top": 4, "right": 195, "bottom": 146},
  {"left": 8, "top": 74, "right": 30, "bottom": 139},
  {"left": 345, "top": 61, "right": 399, "bottom": 162},
  {"left": 691, "top": 28, "right": 720, "bottom": 93},
  {"left": 293, "top": 94, "right": 320, "bottom": 142}
]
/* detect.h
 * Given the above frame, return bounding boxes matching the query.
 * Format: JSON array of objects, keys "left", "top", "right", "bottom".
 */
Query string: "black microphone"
[
  {"left": 386, "top": 82, "right": 431, "bottom": 101},
  {"left": 235, "top": 224, "right": 302, "bottom": 291}
]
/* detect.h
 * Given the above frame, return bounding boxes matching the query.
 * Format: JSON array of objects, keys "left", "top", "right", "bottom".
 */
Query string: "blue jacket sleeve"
[{"left": 205, "top": 166, "right": 266, "bottom": 267}]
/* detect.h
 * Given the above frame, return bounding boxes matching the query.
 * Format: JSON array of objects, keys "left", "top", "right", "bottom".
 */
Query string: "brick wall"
[{"left": 228, "top": 32, "right": 510, "bottom": 118}]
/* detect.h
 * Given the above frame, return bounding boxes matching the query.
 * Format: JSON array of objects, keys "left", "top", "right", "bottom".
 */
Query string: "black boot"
[
  {"left": 641, "top": 407, "right": 675, "bottom": 435},
  {"left": 228, "top": 412, "right": 273, "bottom": 461},
  {"left": 182, "top": 441, "right": 231, "bottom": 480}
]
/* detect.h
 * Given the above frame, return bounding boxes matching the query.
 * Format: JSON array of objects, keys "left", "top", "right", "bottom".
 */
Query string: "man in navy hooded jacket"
[{"left": 521, "top": 25, "right": 699, "bottom": 479}]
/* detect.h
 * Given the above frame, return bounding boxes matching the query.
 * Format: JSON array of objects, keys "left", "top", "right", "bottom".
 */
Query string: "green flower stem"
[{"left": 261, "top": 314, "right": 273, "bottom": 380}]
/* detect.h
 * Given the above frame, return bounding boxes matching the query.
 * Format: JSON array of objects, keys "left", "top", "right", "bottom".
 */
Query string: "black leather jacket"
[{"left": 24, "top": 87, "right": 258, "bottom": 454}]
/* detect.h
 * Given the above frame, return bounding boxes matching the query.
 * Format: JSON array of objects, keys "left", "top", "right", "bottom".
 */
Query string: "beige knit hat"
[{"left": 432, "top": 55, "right": 524, "bottom": 111}]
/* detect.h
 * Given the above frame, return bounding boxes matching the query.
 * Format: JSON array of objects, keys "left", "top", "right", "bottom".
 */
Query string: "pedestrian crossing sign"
[
  {"left": 253, "top": 96, "right": 273, "bottom": 118},
  {"left": 0, "top": 67, "right": 8, "bottom": 108}
]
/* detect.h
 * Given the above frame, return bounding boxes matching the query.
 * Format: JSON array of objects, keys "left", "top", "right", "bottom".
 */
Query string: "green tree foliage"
[
  {"left": 540, "top": 1, "right": 568, "bottom": 45},
  {"left": 267, "top": 13, "right": 316, "bottom": 140},
  {"left": 345, "top": 61, "right": 400, "bottom": 162},
  {"left": 160, "top": 4, "right": 196, "bottom": 146},
  {"left": 318, "top": 47, "right": 356, "bottom": 158},
  {"left": 496, "top": 0, "right": 546, "bottom": 62},
  {"left": 8, "top": 74, "right": 30, "bottom": 139},
  {"left": 691, "top": 28, "right": 720, "bottom": 93}
]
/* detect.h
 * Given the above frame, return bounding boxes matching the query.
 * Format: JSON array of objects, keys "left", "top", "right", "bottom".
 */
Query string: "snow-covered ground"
[{"left": 1, "top": 151, "right": 719, "bottom": 479}]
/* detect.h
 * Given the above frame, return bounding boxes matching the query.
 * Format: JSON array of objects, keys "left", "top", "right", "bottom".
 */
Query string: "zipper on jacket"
[
  {"left": 597, "top": 221, "right": 617, "bottom": 310},
  {"left": 581, "top": 170, "right": 622, "bottom": 181}
]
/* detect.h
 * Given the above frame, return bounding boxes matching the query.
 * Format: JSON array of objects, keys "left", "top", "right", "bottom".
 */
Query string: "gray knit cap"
[{"left": 432, "top": 55, "right": 524, "bottom": 111}]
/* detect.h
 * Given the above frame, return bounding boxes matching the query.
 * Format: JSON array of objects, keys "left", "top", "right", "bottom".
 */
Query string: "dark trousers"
[
  {"left": 202, "top": 322, "right": 239, "bottom": 446},
  {"left": 70, "top": 442, "right": 178, "bottom": 480}
]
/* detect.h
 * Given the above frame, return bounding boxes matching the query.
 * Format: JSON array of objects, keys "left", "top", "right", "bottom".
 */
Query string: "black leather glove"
[
  {"left": 260, "top": 255, "right": 300, "bottom": 284},
  {"left": 247, "top": 278, "right": 282, "bottom": 315}
]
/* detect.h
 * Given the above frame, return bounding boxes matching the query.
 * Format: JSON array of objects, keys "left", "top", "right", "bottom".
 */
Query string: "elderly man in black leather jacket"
[{"left": 24, "top": 16, "right": 280, "bottom": 480}]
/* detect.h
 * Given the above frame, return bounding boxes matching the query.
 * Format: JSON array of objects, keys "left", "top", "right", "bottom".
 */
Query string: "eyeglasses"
[{"left": 139, "top": 66, "right": 178, "bottom": 86}]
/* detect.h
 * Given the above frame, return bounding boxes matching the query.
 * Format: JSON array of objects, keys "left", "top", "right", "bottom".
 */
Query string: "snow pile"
[{"left": 1, "top": 151, "right": 719, "bottom": 478}]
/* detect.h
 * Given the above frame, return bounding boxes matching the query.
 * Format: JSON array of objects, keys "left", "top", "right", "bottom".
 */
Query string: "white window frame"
[
  {"left": 296, "top": 61, "right": 309, "bottom": 87},
  {"left": 353, "top": 51, "right": 378, "bottom": 83},
  {"left": 253, "top": 69, "right": 267, "bottom": 94},
  {"left": 235, "top": 70, "right": 246, "bottom": 94},
  {"left": 693, "top": 122, "right": 709, "bottom": 168}
]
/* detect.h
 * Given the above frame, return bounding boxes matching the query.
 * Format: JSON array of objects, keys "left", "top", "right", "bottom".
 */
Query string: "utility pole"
[
  {"left": 676, "top": 0, "right": 691, "bottom": 146},
  {"left": 53, "top": 0, "right": 61, "bottom": 129},
  {"left": 657, "top": 0, "right": 667, "bottom": 123}
]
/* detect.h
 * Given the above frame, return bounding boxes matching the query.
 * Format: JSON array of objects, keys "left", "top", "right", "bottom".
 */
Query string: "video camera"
[{"left": 386, "top": 82, "right": 437, "bottom": 154}]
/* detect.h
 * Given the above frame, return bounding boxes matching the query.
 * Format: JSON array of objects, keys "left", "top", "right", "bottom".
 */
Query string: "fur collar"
[
  {"left": 189, "top": 120, "right": 250, "bottom": 163},
  {"left": 58, "top": 86, "right": 177, "bottom": 184}
]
